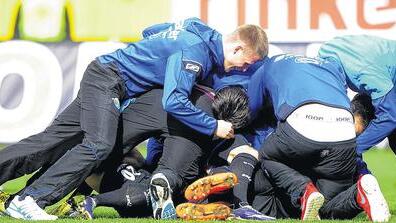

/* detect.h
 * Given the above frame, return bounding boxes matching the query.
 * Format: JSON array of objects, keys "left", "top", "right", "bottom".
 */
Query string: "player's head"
[
  {"left": 212, "top": 86, "right": 250, "bottom": 130},
  {"left": 351, "top": 93, "right": 375, "bottom": 135},
  {"left": 222, "top": 24, "right": 268, "bottom": 72}
]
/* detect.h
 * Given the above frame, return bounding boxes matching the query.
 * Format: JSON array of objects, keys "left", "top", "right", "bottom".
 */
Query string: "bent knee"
[
  {"left": 82, "top": 140, "right": 113, "bottom": 161},
  {"left": 227, "top": 145, "right": 259, "bottom": 164}
]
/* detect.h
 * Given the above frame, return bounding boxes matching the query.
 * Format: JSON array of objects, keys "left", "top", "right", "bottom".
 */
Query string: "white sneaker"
[
  {"left": 357, "top": 174, "right": 391, "bottom": 222},
  {"left": 5, "top": 195, "right": 58, "bottom": 220},
  {"left": 149, "top": 173, "right": 176, "bottom": 219}
]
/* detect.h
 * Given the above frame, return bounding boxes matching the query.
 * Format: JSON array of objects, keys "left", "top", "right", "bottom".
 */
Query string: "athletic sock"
[
  {"left": 95, "top": 182, "right": 149, "bottom": 209},
  {"left": 229, "top": 153, "right": 258, "bottom": 207},
  {"left": 73, "top": 182, "right": 94, "bottom": 197},
  {"left": 4, "top": 195, "right": 13, "bottom": 209}
]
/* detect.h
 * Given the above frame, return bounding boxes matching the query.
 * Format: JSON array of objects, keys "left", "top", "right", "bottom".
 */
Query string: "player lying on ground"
[
  {"left": 46, "top": 112, "right": 268, "bottom": 220},
  {"left": 179, "top": 165, "right": 388, "bottom": 221},
  {"left": 247, "top": 54, "right": 390, "bottom": 222},
  {"left": 49, "top": 142, "right": 247, "bottom": 220},
  {"left": 0, "top": 17, "right": 267, "bottom": 220},
  {"left": 144, "top": 134, "right": 274, "bottom": 220},
  {"left": 0, "top": 85, "right": 252, "bottom": 220}
]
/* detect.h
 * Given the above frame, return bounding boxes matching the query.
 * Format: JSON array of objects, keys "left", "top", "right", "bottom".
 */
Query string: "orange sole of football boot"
[
  {"left": 176, "top": 203, "right": 231, "bottom": 221},
  {"left": 185, "top": 172, "right": 238, "bottom": 202}
]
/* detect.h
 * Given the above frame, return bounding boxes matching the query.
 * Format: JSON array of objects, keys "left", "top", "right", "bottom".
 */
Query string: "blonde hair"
[{"left": 232, "top": 24, "right": 268, "bottom": 58}]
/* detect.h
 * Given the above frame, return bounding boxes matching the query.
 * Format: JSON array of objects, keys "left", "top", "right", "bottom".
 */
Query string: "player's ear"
[
  {"left": 234, "top": 45, "right": 243, "bottom": 54},
  {"left": 354, "top": 114, "right": 365, "bottom": 136}
]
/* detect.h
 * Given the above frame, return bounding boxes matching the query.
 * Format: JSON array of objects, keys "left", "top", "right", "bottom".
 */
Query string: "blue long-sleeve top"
[
  {"left": 244, "top": 125, "right": 275, "bottom": 150},
  {"left": 98, "top": 17, "right": 225, "bottom": 136},
  {"left": 146, "top": 137, "right": 164, "bottom": 168},
  {"left": 246, "top": 55, "right": 351, "bottom": 149},
  {"left": 319, "top": 35, "right": 396, "bottom": 154},
  {"left": 211, "top": 59, "right": 265, "bottom": 91}
]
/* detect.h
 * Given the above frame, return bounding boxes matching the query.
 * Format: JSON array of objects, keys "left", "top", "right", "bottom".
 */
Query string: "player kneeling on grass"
[
  {"left": 246, "top": 54, "right": 391, "bottom": 222},
  {"left": 250, "top": 93, "right": 389, "bottom": 222},
  {"left": 0, "top": 85, "right": 251, "bottom": 220},
  {"left": 42, "top": 86, "right": 252, "bottom": 220},
  {"left": 71, "top": 93, "right": 389, "bottom": 222},
  {"left": 0, "top": 17, "right": 267, "bottom": 221},
  {"left": 174, "top": 93, "right": 390, "bottom": 222}
]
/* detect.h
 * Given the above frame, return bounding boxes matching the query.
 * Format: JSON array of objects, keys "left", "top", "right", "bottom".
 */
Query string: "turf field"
[{"left": 0, "top": 147, "right": 395, "bottom": 222}]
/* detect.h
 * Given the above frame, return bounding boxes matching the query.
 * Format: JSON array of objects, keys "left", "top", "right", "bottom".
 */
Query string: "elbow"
[
  {"left": 162, "top": 96, "right": 175, "bottom": 113},
  {"left": 162, "top": 91, "right": 189, "bottom": 114}
]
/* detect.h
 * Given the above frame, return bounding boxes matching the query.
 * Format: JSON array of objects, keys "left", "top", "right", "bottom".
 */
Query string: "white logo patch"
[{"left": 185, "top": 63, "right": 200, "bottom": 73}]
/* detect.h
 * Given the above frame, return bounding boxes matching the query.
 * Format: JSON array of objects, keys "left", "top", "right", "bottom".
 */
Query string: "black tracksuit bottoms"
[
  {"left": 256, "top": 121, "right": 361, "bottom": 219},
  {"left": 0, "top": 70, "right": 216, "bottom": 207}
]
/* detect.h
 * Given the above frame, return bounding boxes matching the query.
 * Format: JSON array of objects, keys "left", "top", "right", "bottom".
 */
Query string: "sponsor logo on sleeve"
[{"left": 183, "top": 60, "right": 202, "bottom": 75}]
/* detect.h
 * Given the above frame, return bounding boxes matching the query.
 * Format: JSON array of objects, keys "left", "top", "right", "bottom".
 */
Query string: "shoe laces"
[
  {"left": 241, "top": 205, "right": 261, "bottom": 214},
  {"left": 144, "top": 190, "right": 151, "bottom": 207},
  {"left": 18, "top": 197, "right": 50, "bottom": 218},
  {"left": 238, "top": 202, "right": 250, "bottom": 208},
  {"left": 0, "top": 191, "right": 9, "bottom": 201},
  {"left": 119, "top": 165, "right": 142, "bottom": 181}
]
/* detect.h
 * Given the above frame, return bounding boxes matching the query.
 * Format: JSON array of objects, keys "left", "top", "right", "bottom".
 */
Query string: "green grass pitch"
[{"left": 0, "top": 148, "right": 395, "bottom": 222}]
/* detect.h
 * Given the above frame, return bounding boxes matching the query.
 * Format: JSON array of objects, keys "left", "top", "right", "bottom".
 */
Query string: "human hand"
[{"left": 215, "top": 120, "right": 234, "bottom": 139}]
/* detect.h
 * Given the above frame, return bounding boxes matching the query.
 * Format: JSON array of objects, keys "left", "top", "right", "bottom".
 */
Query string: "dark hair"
[
  {"left": 351, "top": 93, "right": 375, "bottom": 129},
  {"left": 212, "top": 86, "right": 250, "bottom": 130}
]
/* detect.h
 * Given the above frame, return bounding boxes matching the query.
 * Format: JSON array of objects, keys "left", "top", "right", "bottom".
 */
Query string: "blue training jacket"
[
  {"left": 248, "top": 54, "right": 351, "bottom": 129},
  {"left": 146, "top": 137, "right": 164, "bottom": 168},
  {"left": 244, "top": 126, "right": 275, "bottom": 150},
  {"left": 212, "top": 59, "right": 265, "bottom": 91},
  {"left": 98, "top": 17, "right": 225, "bottom": 136},
  {"left": 319, "top": 35, "right": 396, "bottom": 154}
]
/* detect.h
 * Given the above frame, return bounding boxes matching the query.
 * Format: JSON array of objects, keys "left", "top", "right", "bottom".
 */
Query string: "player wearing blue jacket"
[
  {"left": 239, "top": 93, "right": 380, "bottom": 220},
  {"left": 318, "top": 35, "right": 396, "bottom": 156},
  {"left": 3, "top": 18, "right": 268, "bottom": 220},
  {"left": 1, "top": 85, "right": 251, "bottom": 220},
  {"left": 248, "top": 54, "right": 390, "bottom": 221},
  {"left": 99, "top": 17, "right": 266, "bottom": 137}
]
